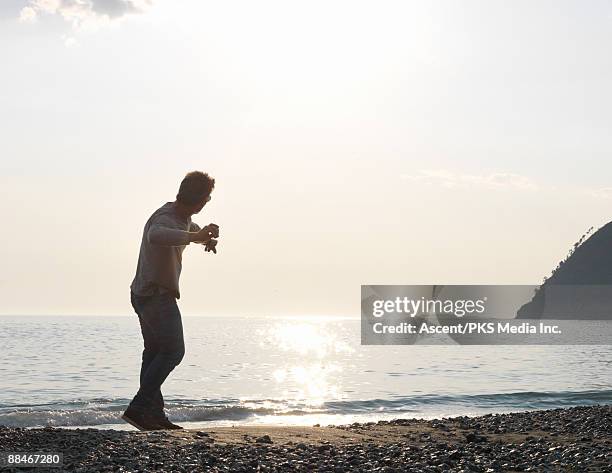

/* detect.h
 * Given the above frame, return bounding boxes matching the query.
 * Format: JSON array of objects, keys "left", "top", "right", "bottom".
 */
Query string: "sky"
[{"left": 1, "top": 0, "right": 611, "bottom": 317}]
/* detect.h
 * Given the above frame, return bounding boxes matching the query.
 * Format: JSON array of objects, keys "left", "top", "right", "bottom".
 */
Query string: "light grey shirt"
[{"left": 130, "top": 202, "right": 200, "bottom": 299}]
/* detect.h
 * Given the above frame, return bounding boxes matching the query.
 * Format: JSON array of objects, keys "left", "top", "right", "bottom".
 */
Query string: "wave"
[{"left": 1, "top": 390, "right": 611, "bottom": 428}]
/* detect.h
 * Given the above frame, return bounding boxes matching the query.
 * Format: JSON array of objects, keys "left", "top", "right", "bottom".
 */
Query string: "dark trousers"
[{"left": 129, "top": 290, "right": 185, "bottom": 416}]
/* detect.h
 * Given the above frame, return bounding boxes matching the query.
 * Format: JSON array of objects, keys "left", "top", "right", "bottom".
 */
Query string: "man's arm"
[
  {"left": 147, "top": 224, "right": 199, "bottom": 246},
  {"left": 148, "top": 222, "right": 218, "bottom": 247}
]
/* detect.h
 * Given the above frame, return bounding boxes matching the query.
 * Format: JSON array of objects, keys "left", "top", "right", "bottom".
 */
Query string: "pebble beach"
[{"left": 1, "top": 405, "right": 610, "bottom": 472}]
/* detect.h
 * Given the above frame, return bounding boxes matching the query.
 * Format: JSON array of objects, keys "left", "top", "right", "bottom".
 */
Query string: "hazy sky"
[{"left": 1, "top": 0, "right": 612, "bottom": 316}]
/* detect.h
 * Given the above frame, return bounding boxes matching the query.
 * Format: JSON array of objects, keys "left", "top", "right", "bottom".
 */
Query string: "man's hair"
[{"left": 176, "top": 171, "right": 215, "bottom": 205}]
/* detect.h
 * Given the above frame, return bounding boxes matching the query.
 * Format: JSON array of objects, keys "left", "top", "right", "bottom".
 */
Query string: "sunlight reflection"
[
  {"left": 256, "top": 321, "right": 353, "bottom": 406},
  {"left": 259, "top": 322, "right": 354, "bottom": 358},
  {"left": 272, "top": 364, "right": 342, "bottom": 405}
]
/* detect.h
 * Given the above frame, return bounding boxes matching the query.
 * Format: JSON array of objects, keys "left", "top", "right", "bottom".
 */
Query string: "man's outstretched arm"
[{"left": 148, "top": 223, "right": 218, "bottom": 247}]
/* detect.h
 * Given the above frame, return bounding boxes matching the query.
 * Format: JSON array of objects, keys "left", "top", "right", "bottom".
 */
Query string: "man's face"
[{"left": 191, "top": 194, "right": 211, "bottom": 214}]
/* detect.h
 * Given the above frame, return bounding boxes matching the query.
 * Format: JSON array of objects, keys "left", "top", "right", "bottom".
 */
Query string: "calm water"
[{"left": 0, "top": 315, "right": 610, "bottom": 429}]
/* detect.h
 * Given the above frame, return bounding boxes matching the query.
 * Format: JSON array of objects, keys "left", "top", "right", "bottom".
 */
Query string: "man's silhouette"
[{"left": 122, "top": 171, "right": 218, "bottom": 430}]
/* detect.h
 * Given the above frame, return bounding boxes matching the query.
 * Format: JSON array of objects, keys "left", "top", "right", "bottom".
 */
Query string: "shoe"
[
  {"left": 155, "top": 416, "right": 183, "bottom": 430},
  {"left": 121, "top": 406, "right": 163, "bottom": 431}
]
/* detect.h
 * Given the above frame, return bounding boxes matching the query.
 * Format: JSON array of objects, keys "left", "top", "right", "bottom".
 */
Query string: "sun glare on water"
[
  {"left": 256, "top": 321, "right": 354, "bottom": 406},
  {"left": 262, "top": 321, "right": 353, "bottom": 358}
]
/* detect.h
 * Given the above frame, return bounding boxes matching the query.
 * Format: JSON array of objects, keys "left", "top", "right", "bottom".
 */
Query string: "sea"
[{"left": 0, "top": 315, "right": 610, "bottom": 430}]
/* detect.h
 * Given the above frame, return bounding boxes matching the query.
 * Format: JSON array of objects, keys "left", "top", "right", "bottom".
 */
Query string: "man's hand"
[
  {"left": 204, "top": 223, "right": 220, "bottom": 239},
  {"left": 191, "top": 223, "right": 219, "bottom": 243},
  {"left": 204, "top": 238, "right": 218, "bottom": 254}
]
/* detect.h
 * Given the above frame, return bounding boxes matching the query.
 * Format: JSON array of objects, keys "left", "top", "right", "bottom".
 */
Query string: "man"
[{"left": 122, "top": 171, "right": 219, "bottom": 431}]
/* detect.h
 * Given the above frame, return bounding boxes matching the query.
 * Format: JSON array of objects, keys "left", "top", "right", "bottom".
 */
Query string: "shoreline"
[{"left": 1, "top": 405, "right": 610, "bottom": 472}]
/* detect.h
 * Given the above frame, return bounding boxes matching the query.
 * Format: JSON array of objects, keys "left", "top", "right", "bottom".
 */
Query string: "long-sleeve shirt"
[{"left": 130, "top": 202, "right": 201, "bottom": 299}]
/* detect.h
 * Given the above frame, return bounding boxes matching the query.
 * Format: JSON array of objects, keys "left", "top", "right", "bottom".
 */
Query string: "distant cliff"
[{"left": 517, "top": 222, "right": 612, "bottom": 319}]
